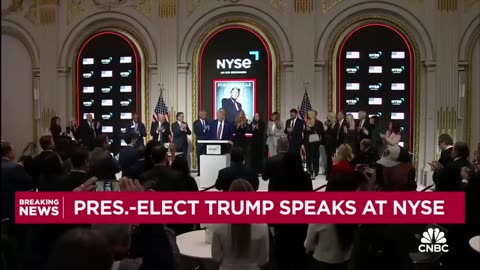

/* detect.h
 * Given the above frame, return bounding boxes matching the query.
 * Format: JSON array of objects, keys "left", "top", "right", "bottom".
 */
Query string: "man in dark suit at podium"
[
  {"left": 221, "top": 87, "right": 242, "bottom": 123},
  {"left": 79, "top": 113, "right": 101, "bottom": 150},
  {"left": 210, "top": 109, "right": 233, "bottom": 141},
  {"left": 284, "top": 109, "right": 304, "bottom": 154},
  {"left": 193, "top": 110, "right": 210, "bottom": 175},
  {"left": 171, "top": 112, "right": 191, "bottom": 160}
]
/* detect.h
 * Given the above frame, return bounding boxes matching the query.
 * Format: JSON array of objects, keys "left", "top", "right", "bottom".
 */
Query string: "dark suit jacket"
[
  {"left": 262, "top": 153, "right": 313, "bottom": 191},
  {"left": 139, "top": 165, "right": 192, "bottom": 191},
  {"left": 150, "top": 121, "right": 171, "bottom": 144},
  {"left": 118, "top": 145, "right": 139, "bottom": 171},
  {"left": 61, "top": 170, "right": 88, "bottom": 191},
  {"left": 433, "top": 158, "right": 472, "bottom": 191},
  {"left": 79, "top": 120, "right": 101, "bottom": 148},
  {"left": 284, "top": 118, "right": 304, "bottom": 153},
  {"left": 357, "top": 118, "right": 372, "bottom": 142},
  {"left": 1, "top": 158, "right": 34, "bottom": 220},
  {"left": 171, "top": 121, "right": 191, "bottom": 153},
  {"left": 32, "top": 150, "right": 54, "bottom": 187},
  {"left": 126, "top": 121, "right": 147, "bottom": 147},
  {"left": 123, "top": 159, "right": 145, "bottom": 180},
  {"left": 334, "top": 119, "right": 348, "bottom": 147},
  {"left": 221, "top": 98, "right": 242, "bottom": 123},
  {"left": 215, "top": 163, "right": 259, "bottom": 191},
  {"left": 193, "top": 119, "right": 210, "bottom": 141},
  {"left": 210, "top": 120, "right": 234, "bottom": 141},
  {"left": 438, "top": 147, "right": 454, "bottom": 167}
]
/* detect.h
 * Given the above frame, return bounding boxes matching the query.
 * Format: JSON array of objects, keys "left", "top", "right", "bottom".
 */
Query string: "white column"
[
  {"left": 420, "top": 60, "right": 437, "bottom": 186},
  {"left": 282, "top": 61, "right": 294, "bottom": 119},
  {"left": 314, "top": 60, "right": 327, "bottom": 120}
]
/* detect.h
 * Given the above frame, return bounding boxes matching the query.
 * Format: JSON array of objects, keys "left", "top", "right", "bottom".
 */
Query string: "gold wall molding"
[
  {"left": 190, "top": 18, "right": 282, "bottom": 169},
  {"left": 438, "top": 0, "right": 457, "bottom": 11},
  {"left": 2, "top": 0, "right": 24, "bottom": 16},
  {"left": 41, "top": 108, "right": 56, "bottom": 129},
  {"left": 67, "top": 0, "right": 84, "bottom": 25},
  {"left": 295, "top": 0, "right": 313, "bottom": 13},
  {"left": 159, "top": 0, "right": 176, "bottom": 18},
  {"left": 135, "top": 0, "right": 151, "bottom": 16},
  {"left": 269, "top": 0, "right": 286, "bottom": 12},
  {"left": 92, "top": 0, "right": 127, "bottom": 10},
  {"left": 186, "top": 0, "right": 202, "bottom": 16},
  {"left": 436, "top": 106, "right": 458, "bottom": 135},
  {"left": 39, "top": 0, "right": 58, "bottom": 24},
  {"left": 322, "top": 0, "right": 342, "bottom": 14},
  {"left": 327, "top": 16, "right": 422, "bottom": 168},
  {"left": 24, "top": 1, "right": 38, "bottom": 24},
  {"left": 466, "top": 31, "right": 479, "bottom": 146}
]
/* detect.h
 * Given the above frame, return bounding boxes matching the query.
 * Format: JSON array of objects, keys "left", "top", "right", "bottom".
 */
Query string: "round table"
[
  {"left": 177, "top": 230, "right": 212, "bottom": 259},
  {"left": 469, "top": 235, "right": 480, "bottom": 253}
]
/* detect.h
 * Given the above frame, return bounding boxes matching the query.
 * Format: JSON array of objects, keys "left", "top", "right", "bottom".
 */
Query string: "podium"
[{"left": 198, "top": 140, "right": 233, "bottom": 188}]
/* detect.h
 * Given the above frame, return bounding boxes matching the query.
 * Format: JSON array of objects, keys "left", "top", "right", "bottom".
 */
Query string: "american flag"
[
  {"left": 154, "top": 91, "right": 169, "bottom": 122},
  {"left": 299, "top": 90, "right": 312, "bottom": 120}
]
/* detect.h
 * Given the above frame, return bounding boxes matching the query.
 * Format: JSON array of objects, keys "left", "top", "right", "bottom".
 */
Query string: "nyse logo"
[
  {"left": 101, "top": 86, "right": 112, "bottom": 93},
  {"left": 418, "top": 227, "right": 448, "bottom": 253},
  {"left": 346, "top": 66, "right": 360, "bottom": 74},
  {"left": 369, "top": 51, "right": 382, "bottom": 59},
  {"left": 391, "top": 66, "right": 405, "bottom": 74},
  {"left": 369, "top": 83, "right": 382, "bottom": 90},
  {"left": 216, "top": 50, "right": 259, "bottom": 70},
  {"left": 102, "top": 113, "right": 113, "bottom": 120},
  {"left": 391, "top": 98, "right": 404, "bottom": 105},
  {"left": 83, "top": 71, "right": 94, "bottom": 78},
  {"left": 120, "top": 99, "right": 132, "bottom": 106},
  {"left": 83, "top": 100, "right": 94, "bottom": 107},
  {"left": 346, "top": 98, "right": 359, "bottom": 105},
  {"left": 120, "top": 70, "right": 133, "bottom": 77}
]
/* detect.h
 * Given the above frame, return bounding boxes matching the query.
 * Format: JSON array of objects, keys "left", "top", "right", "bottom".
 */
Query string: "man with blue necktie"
[
  {"left": 193, "top": 110, "right": 210, "bottom": 176},
  {"left": 211, "top": 109, "right": 233, "bottom": 141}
]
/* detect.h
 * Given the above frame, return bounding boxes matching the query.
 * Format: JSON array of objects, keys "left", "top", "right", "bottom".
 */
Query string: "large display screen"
[
  {"left": 76, "top": 32, "right": 139, "bottom": 153},
  {"left": 338, "top": 24, "right": 413, "bottom": 150},
  {"left": 200, "top": 26, "right": 271, "bottom": 122}
]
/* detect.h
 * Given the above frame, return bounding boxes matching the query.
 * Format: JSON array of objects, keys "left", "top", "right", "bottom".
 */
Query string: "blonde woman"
[
  {"left": 328, "top": 144, "right": 354, "bottom": 180},
  {"left": 304, "top": 110, "right": 324, "bottom": 176},
  {"left": 266, "top": 112, "right": 284, "bottom": 156},
  {"left": 233, "top": 110, "right": 248, "bottom": 152},
  {"left": 342, "top": 114, "right": 358, "bottom": 153},
  {"left": 324, "top": 112, "right": 338, "bottom": 175},
  {"left": 212, "top": 179, "right": 269, "bottom": 270}
]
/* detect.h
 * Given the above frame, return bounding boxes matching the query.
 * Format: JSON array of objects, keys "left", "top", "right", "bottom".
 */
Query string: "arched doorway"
[
  {"left": 336, "top": 23, "right": 414, "bottom": 151},
  {"left": 76, "top": 31, "right": 141, "bottom": 153}
]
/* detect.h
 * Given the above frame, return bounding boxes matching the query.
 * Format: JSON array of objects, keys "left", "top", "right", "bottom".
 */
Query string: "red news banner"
[{"left": 15, "top": 192, "right": 465, "bottom": 224}]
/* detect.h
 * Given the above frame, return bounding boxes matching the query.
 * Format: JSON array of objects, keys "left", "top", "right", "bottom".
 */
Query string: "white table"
[
  {"left": 469, "top": 235, "right": 480, "bottom": 253},
  {"left": 177, "top": 230, "right": 212, "bottom": 259}
]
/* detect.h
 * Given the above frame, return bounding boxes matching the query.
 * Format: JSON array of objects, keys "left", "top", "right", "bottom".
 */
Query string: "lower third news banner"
[{"left": 15, "top": 192, "right": 464, "bottom": 224}]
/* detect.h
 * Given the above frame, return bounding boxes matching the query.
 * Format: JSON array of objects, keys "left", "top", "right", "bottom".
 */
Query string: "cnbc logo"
[
  {"left": 102, "top": 113, "right": 113, "bottom": 120},
  {"left": 368, "top": 51, "right": 382, "bottom": 59},
  {"left": 391, "top": 66, "right": 405, "bottom": 74},
  {"left": 83, "top": 100, "right": 94, "bottom": 107},
  {"left": 101, "top": 86, "right": 112, "bottom": 93},
  {"left": 101, "top": 57, "right": 112, "bottom": 64},
  {"left": 120, "top": 70, "right": 133, "bottom": 77},
  {"left": 82, "top": 71, "right": 94, "bottom": 78},
  {"left": 120, "top": 99, "right": 132, "bottom": 106},
  {"left": 346, "top": 98, "right": 359, "bottom": 105},
  {"left": 391, "top": 98, "right": 405, "bottom": 105},
  {"left": 346, "top": 66, "right": 359, "bottom": 74},
  {"left": 369, "top": 83, "right": 382, "bottom": 90}
]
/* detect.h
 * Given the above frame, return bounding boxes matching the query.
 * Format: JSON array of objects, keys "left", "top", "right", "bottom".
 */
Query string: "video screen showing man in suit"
[{"left": 215, "top": 80, "right": 255, "bottom": 123}]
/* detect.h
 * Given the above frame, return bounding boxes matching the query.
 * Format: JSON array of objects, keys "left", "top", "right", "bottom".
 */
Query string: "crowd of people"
[{"left": 1, "top": 107, "right": 480, "bottom": 269}]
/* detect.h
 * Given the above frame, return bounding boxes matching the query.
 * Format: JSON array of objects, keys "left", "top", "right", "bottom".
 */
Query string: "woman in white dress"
[
  {"left": 211, "top": 179, "right": 269, "bottom": 270},
  {"left": 266, "top": 111, "right": 284, "bottom": 157}
]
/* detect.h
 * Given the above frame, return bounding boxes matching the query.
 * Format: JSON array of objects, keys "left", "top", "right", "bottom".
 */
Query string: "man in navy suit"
[
  {"left": 284, "top": 109, "right": 304, "bottom": 154},
  {"left": 125, "top": 113, "right": 147, "bottom": 147},
  {"left": 118, "top": 133, "right": 139, "bottom": 174},
  {"left": 221, "top": 87, "right": 242, "bottom": 123},
  {"left": 171, "top": 112, "right": 191, "bottom": 160},
  {"left": 193, "top": 110, "right": 210, "bottom": 175},
  {"left": 210, "top": 109, "right": 233, "bottom": 141}
]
